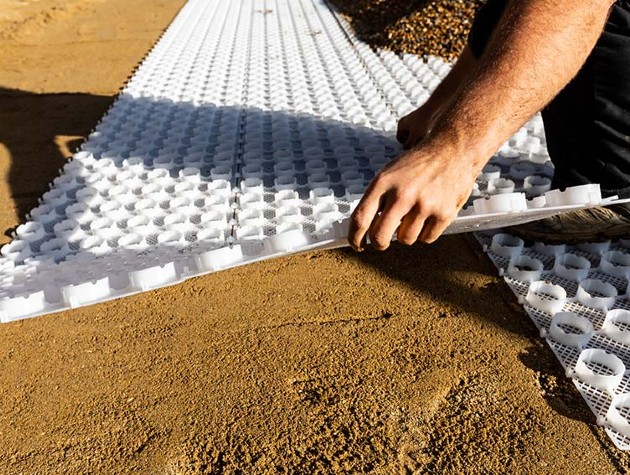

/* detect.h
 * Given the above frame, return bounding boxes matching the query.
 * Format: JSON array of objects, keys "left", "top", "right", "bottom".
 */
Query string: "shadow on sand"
[{"left": 0, "top": 87, "right": 112, "bottom": 227}]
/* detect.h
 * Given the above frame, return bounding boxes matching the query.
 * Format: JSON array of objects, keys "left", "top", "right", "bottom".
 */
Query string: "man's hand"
[
  {"left": 396, "top": 104, "right": 439, "bottom": 150},
  {"left": 348, "top": 0, "right": 613, "bottom": 252},
  {"left": 347, "top": 145, "right": 476, "bottom": 251}
]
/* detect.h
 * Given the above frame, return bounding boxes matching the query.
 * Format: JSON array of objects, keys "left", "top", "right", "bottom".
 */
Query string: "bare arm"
[
  {"left": 396, "top": 46, "right": 477, "bottom": 149},
  {"left": 348, "top": 0, "right": 615, "bottom": 251}
]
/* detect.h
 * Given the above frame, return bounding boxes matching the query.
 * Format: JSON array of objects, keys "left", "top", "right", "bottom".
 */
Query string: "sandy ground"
[{"left": 1, "top": 1, "right": 630, "bottom": 473}]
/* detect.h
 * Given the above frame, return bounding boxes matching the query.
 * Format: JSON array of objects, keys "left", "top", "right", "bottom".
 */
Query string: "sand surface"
[{"left": 1, "top": 1, "right": 629, "bottom": 473}]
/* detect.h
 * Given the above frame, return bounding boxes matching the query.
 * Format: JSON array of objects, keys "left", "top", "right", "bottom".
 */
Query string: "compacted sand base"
[{"left": 1, "top": 1, "right": 630, "bottom": 473}]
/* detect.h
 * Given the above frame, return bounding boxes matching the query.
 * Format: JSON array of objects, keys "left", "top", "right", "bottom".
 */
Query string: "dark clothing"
[{"left": 468, "top": 0, "right": 630, "bottom": 198}]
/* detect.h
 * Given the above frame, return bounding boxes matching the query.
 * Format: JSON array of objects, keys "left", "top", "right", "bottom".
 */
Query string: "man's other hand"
[{"left": 396, "top": 104, "right": 440, "bottom": 150}]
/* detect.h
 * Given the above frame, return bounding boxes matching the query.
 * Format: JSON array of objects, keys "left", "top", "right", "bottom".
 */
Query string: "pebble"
[{"left": 330, "top": 0, "right": 485, "bottom": 60}]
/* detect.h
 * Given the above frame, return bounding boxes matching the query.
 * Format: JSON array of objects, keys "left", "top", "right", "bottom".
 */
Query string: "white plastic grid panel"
[
  {"left": 478, "top": 232, "right": 630, "bottom": 450},
  {"left": 1, "top": 0, "right": 614, "bottom": 324}
]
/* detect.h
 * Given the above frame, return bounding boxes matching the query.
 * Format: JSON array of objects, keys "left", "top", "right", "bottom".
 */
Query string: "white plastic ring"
[
  {"left": 545, "top": 312, "right": 593, "bottom": 349},
  {"left": 572, "top": 349, "right": 625, "bottom": 395},
  {"left": 525, "top": 281, "right": 567, "bottom": 314}
]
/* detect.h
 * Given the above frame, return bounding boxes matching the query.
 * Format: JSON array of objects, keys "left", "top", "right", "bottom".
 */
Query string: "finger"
[
  {"left": 404, "top": 131, "right": 426, "bottom": 150},
  {"left": 404, "top": 132, "right": 419, "bottom": 150},
  {"left": 396, "top": 207, "right": 427, "bottom": 245},
  {"left": 348, "top": 185, "right": 385, "bottom": 252},
  {"left": 396, "top": 119, "right": 409, "bottom": 144},
  {"left": 418, "top": 215, "right": 452, "bottom": 244},
  {"left": 369, "top": 197, "right": 409, "bottom": 251}
]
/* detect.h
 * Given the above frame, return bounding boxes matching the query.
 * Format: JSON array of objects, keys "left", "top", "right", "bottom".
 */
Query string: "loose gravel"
[{"left": 328, "top": 0, "right": 485, "bottom": 60}]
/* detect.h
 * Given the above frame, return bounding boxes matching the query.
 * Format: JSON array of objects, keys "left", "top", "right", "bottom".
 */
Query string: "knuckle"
[
  {"left": 394, "top": 189, "right": 415, "bottom": 204},
  {"left": 425, "top": 203, "right": 448, "bottom": 219},
  {"left": 420, "top": 196, "right": 437, "bottom": 211},
  {"left": 372, "top": 172, "right": 387, "bottom": 185},
  {"left": 350, "top": 211, "right": 368, "bottom": 229},
  {"left": 370, "top": 175, "right": 390, "bottom": 192},
  {"left": 439, "top": 214, "right": 453, "bottom": 226},
  {"left": 370, "top": 232, "right": 389, "bottom": 249},
  {"left": 433, "top": 212, "right": 454, "bottom": 228}
]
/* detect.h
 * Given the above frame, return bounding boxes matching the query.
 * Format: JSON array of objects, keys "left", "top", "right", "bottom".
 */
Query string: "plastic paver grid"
[
  {"left": 477, "top": 232, "right": 630, "bottom": 450},
  {"left": 3, "top": 0, "right": 630, "bottom": 449}
]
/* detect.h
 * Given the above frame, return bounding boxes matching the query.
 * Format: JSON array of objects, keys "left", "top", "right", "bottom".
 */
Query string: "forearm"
[
  {"left": 348, "top": 0, "right": 616, "bottom": 250},
  {"left": 423, "top": 0, "right": 614, "bottom": 173},
  {"left": 421, "top": 46, "right": 477, "bottom": 117}
]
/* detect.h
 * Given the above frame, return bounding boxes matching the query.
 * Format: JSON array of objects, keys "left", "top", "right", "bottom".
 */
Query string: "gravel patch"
[{"left": 328, "top": 0, "right": 485, "bottom": 60}]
